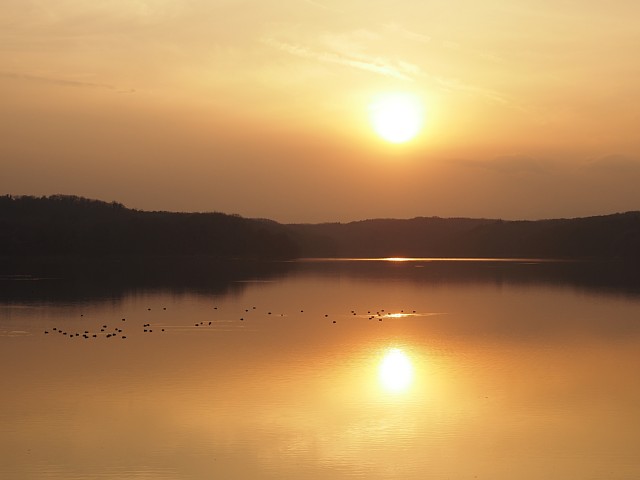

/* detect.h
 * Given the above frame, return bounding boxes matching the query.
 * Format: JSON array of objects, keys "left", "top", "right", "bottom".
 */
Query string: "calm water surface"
[{"left": 1, "top": 258, "right": 640, "bottom": 480}]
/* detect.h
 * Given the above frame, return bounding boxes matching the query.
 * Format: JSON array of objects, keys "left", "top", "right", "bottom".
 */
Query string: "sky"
[{"left": 2, "top": 0, "right": 640, "bottom": 223}]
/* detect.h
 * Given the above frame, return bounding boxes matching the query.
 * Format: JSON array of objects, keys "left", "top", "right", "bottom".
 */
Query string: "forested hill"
[
  {"left": 1, "top": 195, "right": 639, "bottom": 260},
  {"left": 289, "top": 213, "right": 640, "bottom": 260},
  {"left": 0, "top": 195, "right": 298, "bottom": 259}
]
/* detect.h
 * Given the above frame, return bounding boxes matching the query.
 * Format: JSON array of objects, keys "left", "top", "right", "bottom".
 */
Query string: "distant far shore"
[{"left": 2, "top": 194, "right": 639, "bottom": 261}]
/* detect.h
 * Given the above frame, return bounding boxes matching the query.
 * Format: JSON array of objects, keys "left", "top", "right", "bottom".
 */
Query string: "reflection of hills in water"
[
  {"left": 290, "top": 259, "right": 640, "bottom": 298},
  {"left": 1, "top": 257, "right": 640, "bottom": 304},
  {"left": 0, "top": 256, "right": 292, "bottom": 304}
]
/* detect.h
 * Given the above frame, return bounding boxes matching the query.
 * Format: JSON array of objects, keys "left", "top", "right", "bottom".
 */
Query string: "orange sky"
[{"left": 2, "top": 0, "right": 639, "bottom": 222}]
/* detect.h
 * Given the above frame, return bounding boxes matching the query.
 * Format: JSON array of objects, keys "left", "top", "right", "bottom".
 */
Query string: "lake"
[{"left": 1, "top": 258, "right": 640, "bottom": 480}]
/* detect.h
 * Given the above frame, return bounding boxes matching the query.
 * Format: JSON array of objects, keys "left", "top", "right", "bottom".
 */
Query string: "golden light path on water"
[{"left": 379, "top": 347, "right": 414, "bottom": 393}]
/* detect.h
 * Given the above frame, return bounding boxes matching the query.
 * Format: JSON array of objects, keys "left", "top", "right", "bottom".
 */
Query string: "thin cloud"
[
  {"left": 442, "top": 40, "right": 460, "bottom": 50},
  {"left": 389, "top": 24, "right": 504, "bottom": 64},
  {"left": 478, "top": 51, "right": 504, "bottom": 64},
  {"left": 458, "top": 156, "right": 548, "bottom": 175},
  {"left": 585, "top": 154, "right": 640, "bottom": 173},
  {"left": 434, "top": 75, "right": 509, "bottom": 105},
  {"left": 262, "top": 38, "right": 414, "bottom": 80},
  {"left": 384, "top": 23, "right": 431, "bottom": 44},
  {"left": 0, "top": 71, "right": 128, "bottom": 92},
  {"left": 301, "top": 0, "right": 341, "bottom": 13}
]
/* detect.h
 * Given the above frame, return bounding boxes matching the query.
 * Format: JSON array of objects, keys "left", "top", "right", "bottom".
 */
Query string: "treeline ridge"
[{"left": 2, "top": 195, "right": 639, "bottom": 260}]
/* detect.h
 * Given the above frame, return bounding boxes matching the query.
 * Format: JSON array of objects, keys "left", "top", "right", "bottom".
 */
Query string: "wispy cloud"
[
  {"left": 458, "top": 155, "right": 548, "bottom": 175},
  {"left": 262, "top": 34, "right": 513, "bottom": 107},
  {"left": 262, "top": 38, "right": 415, "bottom": 80},
  {"left": 478, "top": 52, "right": 504, "bottom": 64},
  {"left": 0, "top": 71, "right": 134, "bottom": 93},
  {"left": 385, "top": 22, "right": 505, "bottom": 66},
  {"left": 300, "top": 0, "right": 341, "bottom": 13},
  {"left": 384, "top": 23, "right": 462, "bottom": 51},
  {"left": 433, "top": 75, "right": 509, "bottom": 105},
  {"left": 384, "top": 23, "right": 431, "bottom": 44},
  {"left": 585, "top": 154, "right": 640, "bottom": 173}
]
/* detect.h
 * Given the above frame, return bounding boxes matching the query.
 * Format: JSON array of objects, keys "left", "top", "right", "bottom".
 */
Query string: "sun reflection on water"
[
  {"left": 386, "top": 312, "right": 410, "bottom": 318},
  {"left": 379, "top": 348, "right": 414, "bottom": 393}
]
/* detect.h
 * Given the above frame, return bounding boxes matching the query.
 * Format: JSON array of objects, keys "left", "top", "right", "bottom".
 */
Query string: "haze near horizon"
[{"left": 2, "top": 0, "right": 639, "bottom": 223}]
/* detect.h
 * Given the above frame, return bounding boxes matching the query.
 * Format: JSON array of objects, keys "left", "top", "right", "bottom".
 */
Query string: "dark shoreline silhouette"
[
  {"left": 289, "top": 214, "right": 640, "bottom": 260},
  {"left": 1, "top": 194, "right": 639, "bottom": 303},
  {"left": 0, "top": 194, "right": 298, "bottom": 259},
  {"left": 2, "top": 194, "right": 638, "bottom": 261}
]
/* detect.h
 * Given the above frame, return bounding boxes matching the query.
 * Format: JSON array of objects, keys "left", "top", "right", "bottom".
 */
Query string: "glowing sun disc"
[
  {"left": 370, "top": 93, "right": 424, "bottom": 143},
  {"left": 379, "top": 348, "right": 414, "bottom": 392}
]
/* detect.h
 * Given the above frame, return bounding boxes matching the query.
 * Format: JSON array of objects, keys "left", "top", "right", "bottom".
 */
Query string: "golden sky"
[{"left": 2, "top": 0, "right": 639, "bottom": 222}]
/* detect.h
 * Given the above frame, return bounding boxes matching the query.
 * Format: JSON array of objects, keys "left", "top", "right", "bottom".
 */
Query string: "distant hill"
[
  {"left": 289, "top": 213, "right": 640, "bottom": 260},
  {"left": 1, "top": 195, "right": 639, "bottom": 260},
  {"left": 0, "top": 195, "right": 298, "bottom": 259}
]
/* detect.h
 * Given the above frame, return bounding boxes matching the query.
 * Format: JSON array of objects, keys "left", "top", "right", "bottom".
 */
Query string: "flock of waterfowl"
[
  {"left": 45, "top": 317, "right": 132, "bottom": 339},
  {"left": 42, "top": 305, "right": 420, "bottom": 339}
]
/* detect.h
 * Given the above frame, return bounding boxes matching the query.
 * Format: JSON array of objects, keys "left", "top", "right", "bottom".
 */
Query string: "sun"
[{"left": 369, "top": 93, "right": 424, "bottom": 144}]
